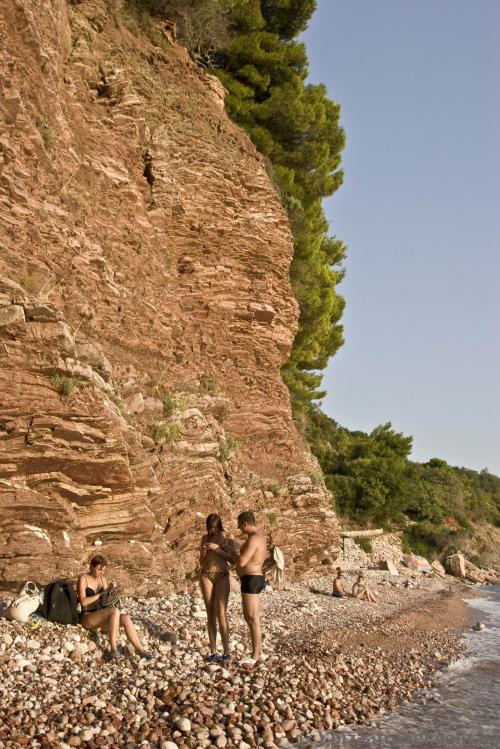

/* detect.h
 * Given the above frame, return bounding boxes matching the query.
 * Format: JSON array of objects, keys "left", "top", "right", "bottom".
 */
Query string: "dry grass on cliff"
[{"left": 121, "top": 0, "right": 233, "bottom": 60}]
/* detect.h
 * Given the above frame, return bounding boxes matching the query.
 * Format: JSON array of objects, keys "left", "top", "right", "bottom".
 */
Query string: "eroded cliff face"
[{"left": 0, "top": 0, "right": 340, "bottom": 592}]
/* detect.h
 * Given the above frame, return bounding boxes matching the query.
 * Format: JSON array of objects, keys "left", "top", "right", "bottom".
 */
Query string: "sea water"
[{"left": 319, "top": 585, "right": 500, "bottom": 749}]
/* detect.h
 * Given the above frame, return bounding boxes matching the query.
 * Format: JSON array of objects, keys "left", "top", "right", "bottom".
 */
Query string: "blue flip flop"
[{"left": 203, "top": 653, "right": 218, "bottom": 662}]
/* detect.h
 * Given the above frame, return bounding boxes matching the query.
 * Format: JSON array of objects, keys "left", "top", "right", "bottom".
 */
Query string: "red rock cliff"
[{"left": 0, "top": 0, "right": 340, "bottom": 592}]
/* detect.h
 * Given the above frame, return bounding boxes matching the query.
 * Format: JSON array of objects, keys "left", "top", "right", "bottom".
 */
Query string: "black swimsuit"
[
  {"left": 81, "top": 575, "right": 104, "bottom": 614},
  {"left": 240, "top": 575, "right": 266, "bottom": 594}
]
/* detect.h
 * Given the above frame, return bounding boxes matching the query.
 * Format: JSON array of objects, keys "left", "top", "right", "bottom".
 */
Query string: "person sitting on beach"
[
  {"left": 206, "top": 510, "right": 267, "bottom": 665},
  {"left": 332, "top": 567, "right": 347, "bottom": 597},
  {"left": 352, "top": 574, "right": 378, "bottom": 602},
  {"left": 199, "top": 513, "right": 236, "bottom": 662},
  {"left": 77, "top": 554, "right": 152, "bottom": 660}
]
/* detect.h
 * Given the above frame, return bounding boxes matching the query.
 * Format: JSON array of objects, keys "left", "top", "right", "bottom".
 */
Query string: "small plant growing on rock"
[
  {"left": 160, "top": 393, "right": 177, "bottom": 418},
  {"left": 164, "top": 249, "right": 173, "bottom": 269},
  {"left": 200, "top": 372, "right": 218, "bottom": 394},
  {"left": 354, "top": 537, "right": 373, "bottom": 554},
  {"left": 267, "top": 483, "right": 281, "bottom": 497},
  {"left": 36, "top": 116, "right": 57, "bottom": 150},
  {"left": 309, "top": 471, "right": 323, "bottom": 486},
  {"left": 401, "top": 539, "right": 412, "bottom": 555},
  {"left": 156, "top": 391, "right": 186, "bottom": 418},
  {"left": 154, "top": 421, "right": 181, "bottom": 443},
  {"left": 109, "top": 393, "right": 134, "bottom": 426},
  {"left": 51, "top": 375, "right": 84, "bottom": 396},
  {"left": 267, "top": 512, "right": 279, "bottom": 526},
  {"left": 219, "top": 432, "right": 237, "bottom": 461}
]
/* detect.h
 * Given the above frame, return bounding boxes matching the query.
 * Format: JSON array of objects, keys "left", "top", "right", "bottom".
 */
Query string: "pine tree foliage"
[{"left": 214, "top": 0, "right": 346, "bottom": 409}]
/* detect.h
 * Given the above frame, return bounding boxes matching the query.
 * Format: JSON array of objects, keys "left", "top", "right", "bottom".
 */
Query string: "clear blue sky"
[{"left": 301, "top": 0, "right": 500, "bottom": 474}]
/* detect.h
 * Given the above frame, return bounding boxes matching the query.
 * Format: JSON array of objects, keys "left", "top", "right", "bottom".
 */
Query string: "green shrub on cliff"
[
  {"left": 51, "top": 374, "right": 84, "bottom": 396},
  {"left": 154, "top": 421, "right": 182, "bottom": 442},
  {"left": 36, "top": 116, "right": 57, "bottom": 150},
  {"left": 219, "top": 432, "right": 238, "bottom": 461}
]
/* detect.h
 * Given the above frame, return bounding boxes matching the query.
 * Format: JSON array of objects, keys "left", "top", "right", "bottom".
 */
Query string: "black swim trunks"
[
  {"left": 331, "top": 590, "right": 344, "bottom": 598},
  {"left": 240, "top": 575, "right": 266, "bottom": 594}
]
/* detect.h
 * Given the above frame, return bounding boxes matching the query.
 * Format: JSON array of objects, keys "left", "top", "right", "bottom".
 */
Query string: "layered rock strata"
[{"left": 0, "top": 0, "right": 340, "bottom": 592}]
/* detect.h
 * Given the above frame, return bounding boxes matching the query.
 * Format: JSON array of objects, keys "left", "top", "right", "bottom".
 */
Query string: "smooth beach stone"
[{"left": 175, "top": 718, "right": 192, "bottom": 733}]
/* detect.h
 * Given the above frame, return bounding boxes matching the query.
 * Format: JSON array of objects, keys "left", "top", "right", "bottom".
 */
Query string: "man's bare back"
[{"left": 332, "top": 567, "right": 347, "bottom": 597}]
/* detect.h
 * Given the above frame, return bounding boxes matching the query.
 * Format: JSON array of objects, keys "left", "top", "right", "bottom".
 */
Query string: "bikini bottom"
[{"left": 201, "top": 569, "right": 229, "bottom": 584}]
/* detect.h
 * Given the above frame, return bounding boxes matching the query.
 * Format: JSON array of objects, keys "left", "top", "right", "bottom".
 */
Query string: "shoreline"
[{"left": 0, "top": 574, "right": 477, "bottom": 748}]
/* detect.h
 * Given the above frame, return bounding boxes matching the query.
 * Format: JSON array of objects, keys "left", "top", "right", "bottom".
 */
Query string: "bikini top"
[
  {"left": 84, "top": 574, "right": 104, "bottom": 596},
  {"left": 83, "top": 575, "right": 104, "bottom": 611}
]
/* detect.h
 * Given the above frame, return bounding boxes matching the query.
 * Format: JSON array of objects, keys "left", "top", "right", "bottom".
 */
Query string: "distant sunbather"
[
  {"left": 332, "top": 567, "right": 347, "bottom": 597},
  {"left": 352, "top": 574, "right": 378, "bottom": 602}
]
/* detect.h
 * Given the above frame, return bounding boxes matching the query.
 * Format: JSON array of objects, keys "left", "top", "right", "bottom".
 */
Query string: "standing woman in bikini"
[
  {"left": 199, "top": 513, "right": 236, "bottom": 661},
  {"left": 77, "top": 554, "right": 152, "bottom": 660}
]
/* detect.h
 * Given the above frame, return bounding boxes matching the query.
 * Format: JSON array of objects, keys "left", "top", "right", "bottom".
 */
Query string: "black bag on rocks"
[{"left": 42, "top": 579, "right": 79, "bottom": 625}]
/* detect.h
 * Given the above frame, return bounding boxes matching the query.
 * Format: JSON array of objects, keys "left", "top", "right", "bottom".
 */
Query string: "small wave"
[
  {"left": 445, "top": 655, "right": 479, "bottom": 673},
  {"left": 466, "top": 596, "right": 500, "bottom": 620}
]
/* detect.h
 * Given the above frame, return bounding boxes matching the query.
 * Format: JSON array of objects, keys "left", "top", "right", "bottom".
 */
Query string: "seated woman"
[
  {"left": 352, "top": 574, "right": 378, "bottom": 602},
  {"left": 77, "top": 554, "right": 152, "bottom": 660}
]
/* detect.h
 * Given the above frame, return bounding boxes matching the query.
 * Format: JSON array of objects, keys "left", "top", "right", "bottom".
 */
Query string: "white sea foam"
[{"left": 445, "top": 655, "right": 479, "bottom": 673}]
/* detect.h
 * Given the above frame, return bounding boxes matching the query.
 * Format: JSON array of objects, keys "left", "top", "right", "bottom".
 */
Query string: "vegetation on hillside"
[{"left": 306, "top": 407, "right": 500, "bottom": 560}]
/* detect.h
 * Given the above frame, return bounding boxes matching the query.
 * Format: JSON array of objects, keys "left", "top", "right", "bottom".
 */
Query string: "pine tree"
[{"left": 216, "top": 1, "right": 346, "bottom": 408}]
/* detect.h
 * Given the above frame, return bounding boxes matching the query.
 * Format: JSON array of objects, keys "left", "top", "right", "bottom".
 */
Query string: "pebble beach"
[{"left": 0, "top": 572, "right": 470, "bottom": 749}]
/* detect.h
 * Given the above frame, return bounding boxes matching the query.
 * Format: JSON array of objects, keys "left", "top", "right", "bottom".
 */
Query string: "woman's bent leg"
[
  {"left": 106, "top": 608, "right": 120, "bottom": 650},
  {"left": 120, "top": 613, "right": 145, "bottom": 653},
  {"left": 199, "top": 575, "right": 217, "bottom": 654},
  {"left": 215, "top": 575, "right": 230, "bottom": 656},
  {"left": 80, "top": 608, "right": 120, "bottom": 651}
]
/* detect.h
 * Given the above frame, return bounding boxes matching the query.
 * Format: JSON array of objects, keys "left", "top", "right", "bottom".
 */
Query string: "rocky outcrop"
[
  {"left": 0, "top": 0, "right": 340, "bottom": 591},
  {"left": 430, "top": 559, "right": 446, "bottom": 578},
  {"left": 445, "top": 553, "right": 499, "bottom": 585},
  {"left": 445, "top": 553, "right": 466, "bottom": 579}
]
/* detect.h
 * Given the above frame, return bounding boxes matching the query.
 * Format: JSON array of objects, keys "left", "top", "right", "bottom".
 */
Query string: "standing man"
[{"left": 206, "top": 510, "right": 267, "bottom": 664}]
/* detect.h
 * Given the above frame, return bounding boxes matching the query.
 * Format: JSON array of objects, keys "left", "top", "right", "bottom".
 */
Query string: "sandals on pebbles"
[
  {"left": 238, "top": 656, "right": 257, "bottom": 667},
  {"left": 238, "top": 654, "right": 268, "bottom": 667},
  {"left": 203, "top": 653, "right": 219, "bottom": 662}
]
